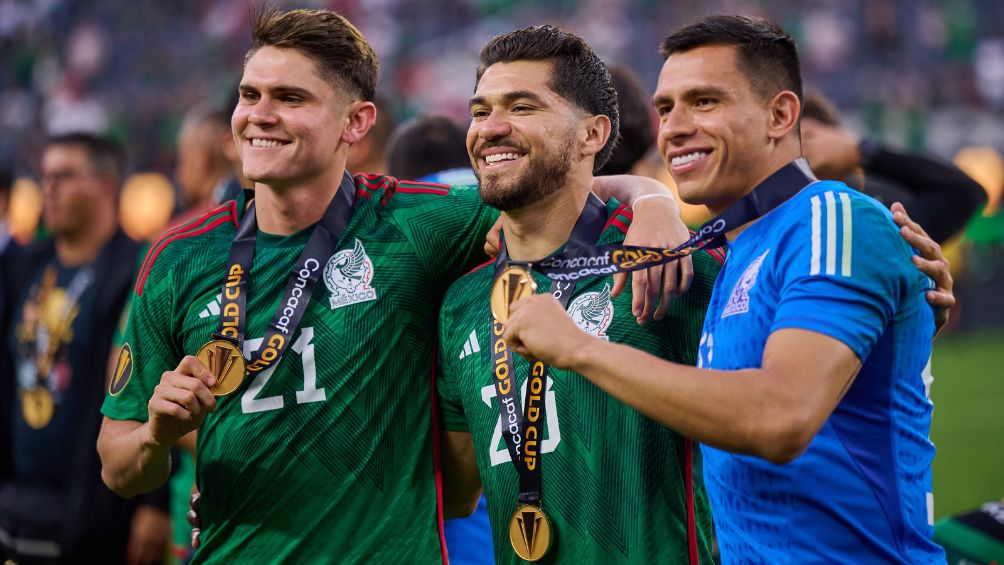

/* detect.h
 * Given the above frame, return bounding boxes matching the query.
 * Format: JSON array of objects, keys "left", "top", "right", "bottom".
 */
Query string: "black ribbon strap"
[
  {"left": 531, "top": 159, "right": 817, "bottom": 281},
  {"left": 215, "top": 171, "right": 356, "bottom": 375},
  {"left": 490, "top": 192, "right": 607, "bottom": 506}
]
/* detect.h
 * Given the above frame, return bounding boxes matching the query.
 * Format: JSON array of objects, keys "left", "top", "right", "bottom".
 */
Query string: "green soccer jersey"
[
  {"left": 438, "top": 201, "right": 724, "bottom": 565},
  {"left": 102, "top": 175, "right": 497, "bottom": 563}
]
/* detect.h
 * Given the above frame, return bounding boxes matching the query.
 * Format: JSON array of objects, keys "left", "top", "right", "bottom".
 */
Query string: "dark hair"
[
  {"left": 386, "top": 115, "right": 469, "bottom": 180},
  {"left": 660, "top": 14, "right": 803, "bottom": 104},
  {"left": 46, "top": 132, "right": 125, "bottom": 183},
  {"left": 248, "top": 7, "right": 378, "bottom": 102},
  {"left": 476, "top": 25, "right": 620, "bottom": 171},
  {"left": 597, "top": 64, "right": 655, "bottom": 175},
  {"left": 800, "top": 91, "right": 841, "bottom": 126}
]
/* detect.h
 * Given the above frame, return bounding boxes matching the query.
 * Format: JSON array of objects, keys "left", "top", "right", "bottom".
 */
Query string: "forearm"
[
  {"left": 97, "top": 417, "right": 173, "bottom": 498},
  {"left": 441, "top": 430, "right": 483, "bottom": 518},
  {"left": 592, "top": 175, "right": 679, "bottom": 209},
  {"left": 567, "top": 340, "right": 811, "bottom": 463}
]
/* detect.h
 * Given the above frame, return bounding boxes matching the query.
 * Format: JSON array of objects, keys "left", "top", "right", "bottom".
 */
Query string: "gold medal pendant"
[
  {"left": 196, "top": 339, "right": 247, "bottom": 397},
  {"left": 491, "top": 265, "right": 537, "bottom": 324},
  {"left": 509, "top": 504, "right": 552, "bottom": 562},
  {"left": 22, "top": 387, "right": 54, "bottom": 429}
]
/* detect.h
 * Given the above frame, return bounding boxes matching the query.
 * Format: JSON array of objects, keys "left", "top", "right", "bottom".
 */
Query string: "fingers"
[
  {"left": 611, "top": 272, "right": 626, "bottom": 298},
  {"left": 176, "top": 355, "right": 217, "bottom": 388},
  {"left": 484, "top": 217, "right": 502, "bottom": 258},
  {"left": 188, "top": 491, "right": 202, "bottom": 549},
  {"left": 631, "top": 270, "right": 654, "bottom": 323}
]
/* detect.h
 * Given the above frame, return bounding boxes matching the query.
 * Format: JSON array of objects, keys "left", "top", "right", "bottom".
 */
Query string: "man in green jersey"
[
  {"left": 97, "top": 7, "right": 692, "bottom": 563},
  {"left": 437, "top": 26, "right": 721, "bottom": 564}
]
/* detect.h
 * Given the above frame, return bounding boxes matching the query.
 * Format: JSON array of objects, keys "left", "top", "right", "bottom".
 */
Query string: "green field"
[{"left": 930, "top": 331, "right": 1004, "bottom": 518}]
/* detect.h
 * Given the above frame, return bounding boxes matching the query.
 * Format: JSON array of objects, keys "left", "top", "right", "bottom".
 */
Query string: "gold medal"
[
  {"left": 508, "top": 504, "right": 552, "bottom": 561},
  {"left": 21, "top": 386, "right": 54, "bottom": 429},
  {"left": 491, "top": 265, "right": 537, "bottom": 324},
  {"left": 196, "top": 339, "right": 247, "bottom": 397}
]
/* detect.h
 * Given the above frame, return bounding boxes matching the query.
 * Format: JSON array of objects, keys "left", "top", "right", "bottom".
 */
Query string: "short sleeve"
[
  {"left": 772, "top": 192, "right": 930, "bottom": 361},
  {"left": 395, "top": 183, "right": 499, "bottom": 281},
  {"left": 101, "top": 257, "right": 183, "bottom": 422}
]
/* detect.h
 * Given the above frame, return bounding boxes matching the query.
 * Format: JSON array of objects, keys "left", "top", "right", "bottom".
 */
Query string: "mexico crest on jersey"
[
  {"left": 324, "top": 238, "right": 378, "bottom": 310},
  {"left": 567, "top": 283, "right": 613, "bottom": 340},
  {"left": 722, "top": 249, "right": 769, "bottom": 318}
]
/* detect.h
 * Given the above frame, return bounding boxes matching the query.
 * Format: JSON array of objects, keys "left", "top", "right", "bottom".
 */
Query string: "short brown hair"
[{"left": 247, "top": 7, "right": 378, "bottom": 102}]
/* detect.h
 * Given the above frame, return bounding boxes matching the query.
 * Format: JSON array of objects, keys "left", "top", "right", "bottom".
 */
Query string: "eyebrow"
[
  {"left": 239, "top": 84, "right": 313, "bottom": 98},
  {"left": 652, "top": 85, "right": 730, "bottom": 107},
  {"left": 469, "top": 90, "right": 547, "bottom": 108}
]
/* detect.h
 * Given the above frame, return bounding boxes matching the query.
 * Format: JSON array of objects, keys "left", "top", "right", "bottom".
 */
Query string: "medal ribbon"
[
  {"left": 22, "top": 265, "right": 94, "bottom": 383},
  {"left": 216, "top": 171, "right": 356, "bottom": 375},
  {"left": 490, "top": 192, "right": 607, "bottom": 506},
  {"left": 529, "top": 159, "right": 817, "bottom": 281}
]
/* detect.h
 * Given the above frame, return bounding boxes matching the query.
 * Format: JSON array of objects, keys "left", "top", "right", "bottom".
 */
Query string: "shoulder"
[
  {"left": 134, "top": 200, "right": 238, "bottom": 296},
  {"left": 353, "top": 173, "right": 479, "bottom": 211},
  {"left": 443, "top": 260, "right": 493, "bottom": 310}
]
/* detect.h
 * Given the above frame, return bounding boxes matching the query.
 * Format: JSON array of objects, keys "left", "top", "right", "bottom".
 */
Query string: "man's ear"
[
  {"left": 767, "top": 91, "right": 800, "bottom": 141},
  {"left": 341, "top": 101, "right": 377, "bottom": 145},
  {"left": 579, "top": 114, "right": 612, "bottom": 158}
]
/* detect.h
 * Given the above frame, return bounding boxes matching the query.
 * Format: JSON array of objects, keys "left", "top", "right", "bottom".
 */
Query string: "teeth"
[
  {"left": 484, "top": 152, "right": 522, "bottom": 165},
  {"left": 671, "top": 151, "right": 708, "bottom": 167},
  {"left": 251, "top": 138, "right": 284, "bottom": 148}
]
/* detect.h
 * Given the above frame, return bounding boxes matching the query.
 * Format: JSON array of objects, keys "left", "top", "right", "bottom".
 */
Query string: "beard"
[{"left": 476, "top": 134, "right": 574, "bottom": 211}]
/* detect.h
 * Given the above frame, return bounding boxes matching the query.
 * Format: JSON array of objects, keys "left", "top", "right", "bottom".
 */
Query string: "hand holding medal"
[{"left": 146, "top": 355, "right": 219, "bottom": 447}]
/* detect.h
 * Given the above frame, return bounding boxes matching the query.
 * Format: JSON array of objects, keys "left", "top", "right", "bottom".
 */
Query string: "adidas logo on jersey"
[
  {"left": 567, "top": 284, "right": 613, "bottom": 340},
  {"left": 198, "top": 293, "right": 223, "bottom": 319},
  {"left": 324, "top": 239, "right": 378, "bottom": 310},
  {"left": 722, "top": 249, "right": 769, "bottom": 318},
  {"left": 458, "top": 329, "right": 481, "bottom": 360}
]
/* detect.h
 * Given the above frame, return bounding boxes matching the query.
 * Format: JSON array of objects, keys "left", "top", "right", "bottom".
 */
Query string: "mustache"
[{"left": 476, "top": 139, "right": 529, "bottom": 155}]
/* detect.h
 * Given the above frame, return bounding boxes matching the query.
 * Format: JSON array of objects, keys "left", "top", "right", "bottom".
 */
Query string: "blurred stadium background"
[{"left": 1, "top": 0, "right": 1002, "bottom": 520}]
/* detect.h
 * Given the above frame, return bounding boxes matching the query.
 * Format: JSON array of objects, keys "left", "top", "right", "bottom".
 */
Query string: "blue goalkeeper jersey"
[{"left": 697, "top": 180, "right": 945, "bottom": 563}]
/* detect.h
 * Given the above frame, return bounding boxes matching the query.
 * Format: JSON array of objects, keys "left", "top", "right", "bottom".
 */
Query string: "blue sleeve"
[{"left": 772, "top": 191, "right": 930, "bottom": 361}]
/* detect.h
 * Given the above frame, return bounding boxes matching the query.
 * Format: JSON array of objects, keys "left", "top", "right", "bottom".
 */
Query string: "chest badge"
[
  {"left": 324, "top": 238, "right": 378, "bottom": 310},
  {"left": 722, "top": 249, "right": 770, "bottom": 318},
  {"left": 567, "top": 283, "right": 613, "bottom": 340}
]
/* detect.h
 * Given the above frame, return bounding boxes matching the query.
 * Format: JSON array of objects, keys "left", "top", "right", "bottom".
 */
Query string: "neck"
[
  {"left": 502, "top": 180, "right": 592, "bottom": 262},
  {"left": 712, "top": 147, "right": 801, "bottom": 241},
  {"left": 55, "top": 216, "right": 116, "bottom": 267},
  {"left": 253, "top": 163, "right": 348, "bottom": 236}
]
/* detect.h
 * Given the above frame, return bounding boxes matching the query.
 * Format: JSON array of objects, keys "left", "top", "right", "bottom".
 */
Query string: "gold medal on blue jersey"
[
  {"left": 491, "top": 264, "right": 537, "bottom": 324},
  {"left": 509, "top": 504, "right": 552, "bottom": 561},
  {"left": 197, "top": 339, "right": 247, "bottom": 397}
]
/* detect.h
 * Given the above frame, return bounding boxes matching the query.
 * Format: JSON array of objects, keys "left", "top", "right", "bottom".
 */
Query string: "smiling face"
[
  {"left": 232, "top": 45, "right": 354, "bottom": 191},
  {"left": 467, "top": 60, "right": 582, "bottom": 211},
  {"left": 653, "top": 44, "right": 780, "bottom": 212}
]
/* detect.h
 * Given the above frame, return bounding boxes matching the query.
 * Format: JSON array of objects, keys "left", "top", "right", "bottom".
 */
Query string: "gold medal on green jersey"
[
  {"left": 490, "top": 264, "right": 537, "bottom": 324},
  {"left": 197, "top": 339, "right": 247, "bottom": 397},
  {"left": 509, "top": 504, "right": 552, "bottom": 561},
  {"left": 21, "top": 386, "right": 54, "bottom": 429}
]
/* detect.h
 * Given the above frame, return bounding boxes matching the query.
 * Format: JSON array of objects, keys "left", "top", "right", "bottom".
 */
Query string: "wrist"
[{"left": 630, "top": 192, "right": 677, "bottom": 209}]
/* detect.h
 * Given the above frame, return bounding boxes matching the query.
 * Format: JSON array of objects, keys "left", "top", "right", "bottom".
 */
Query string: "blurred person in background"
[
  {"left": 800, "top": 91, "right": 987, "bottom": 245},
  {"left": 171, "top": 106, "right": 247, "bottom": 229},
  {"left": 597, "top": 63, "right": 656, "bottom": 177},
  {"left": 934, "top": 497, "right": 1004, "bottom": 565},
  {"left": 0, "top": 133, "right": 170, "bottom": 564},
  {"left": 387, "top": 114, "right": 475, "bottom": 185},
  {"left": 346, "top": 95, "right": 394, "bottom": 176},
  {"left": 0, "top": 165, "right": 12, "bottom": 259}
]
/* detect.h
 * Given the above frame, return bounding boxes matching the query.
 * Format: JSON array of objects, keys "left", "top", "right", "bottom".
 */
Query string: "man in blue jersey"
[{"left": 502, "top": 14, "right": 946, "bottom": 563}]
